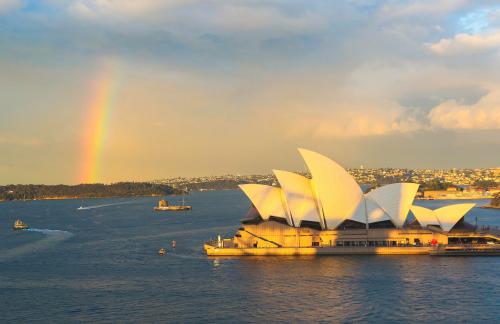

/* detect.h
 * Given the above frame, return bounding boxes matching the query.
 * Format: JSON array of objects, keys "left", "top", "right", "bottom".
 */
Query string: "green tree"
[{"left": 491, "top": 193, "right": 500, "bottom": 207}]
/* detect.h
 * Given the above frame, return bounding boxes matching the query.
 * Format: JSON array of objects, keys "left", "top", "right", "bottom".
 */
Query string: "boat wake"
[
  {"left": 163, "top": 251, "right": 208, "bottom": 261},
  {"left": 77, "top": 201, "right": 134, "bottom": 210},
  {"left": 0, "top": 228, "right": 73, "bottom": 262},
  {"left": 26, "top": 228, "right": 74, "bottom": 236}
]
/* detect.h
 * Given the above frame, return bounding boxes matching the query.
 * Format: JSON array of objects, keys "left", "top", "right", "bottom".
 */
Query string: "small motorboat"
[
  {"left": 77, "top": 200, "right": 87, "bottom": 210},
  {"left": 13, "top": 219, "right": 29, "bottom": 230},
  {"left": 158, "top": 248, "right": 167, "bottom": 255}
]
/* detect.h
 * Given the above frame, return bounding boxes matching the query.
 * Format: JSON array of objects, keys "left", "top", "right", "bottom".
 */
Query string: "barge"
[
  {"left": 430, "top": 244, "right": 500, "bottom": 256},
  {"left": 154, "top": 199, "right": 192, "bottom": 211}
]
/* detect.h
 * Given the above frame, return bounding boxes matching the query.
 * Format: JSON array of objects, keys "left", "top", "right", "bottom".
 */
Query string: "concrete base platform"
[
  {"left": 430, "top": 246, "right": 500, "bottom": 256},
  {"left": 204, "top": 245, "right": 433, "bottom": 256}
]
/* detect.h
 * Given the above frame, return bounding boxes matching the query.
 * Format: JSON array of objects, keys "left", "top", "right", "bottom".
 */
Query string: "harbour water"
[{"left": 1, "top": 191, "right": 499, "bottom": 322}]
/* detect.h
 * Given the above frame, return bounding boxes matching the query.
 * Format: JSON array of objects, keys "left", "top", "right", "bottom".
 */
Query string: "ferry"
[
  {"left": 13, "top": 219, "right": 29, "bottom": 230},
  {"left": 154, "top": 199, "right": 192, "bottom": 211}
]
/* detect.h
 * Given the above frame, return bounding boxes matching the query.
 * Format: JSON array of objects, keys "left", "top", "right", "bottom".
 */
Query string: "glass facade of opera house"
[{"left": 205, "top": 149, "right": 500, "bottom": 256}]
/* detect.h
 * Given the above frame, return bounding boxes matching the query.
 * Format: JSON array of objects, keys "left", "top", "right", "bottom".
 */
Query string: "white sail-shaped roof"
[
  {"left": 239, "top": 184, "right": 287, "bottom": 221},
  {"left": 366, "top": 183, "right": 419, "bottom": 228},
  {"left": 410, "top": 203, "right": 475, "bottom": 231},
  {"left": 238, "top": 148, "right": 471, "bottom": 232},
  {"left": 410, "top": 205, "right": 440, "bottom": 227},
  {"left": 273, "top": 169, "right": 321, "bottom": 227},
  {"left": 435, "top": 203, "right": 475, "bottom": 232},
  {"left": 298, "top": 148, "right": 363, "bottom": 229},
  {"left": 348, "top": 198, "right": 368, "bottom": 224},
  {"left": 366, "top": 197, "right": 392, "bottom": 223},
  {"left": 349, "top": 196, "right": 391, "bottom": 224}
]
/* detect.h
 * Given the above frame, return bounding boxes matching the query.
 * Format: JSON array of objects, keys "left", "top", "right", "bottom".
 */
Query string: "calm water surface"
[{"left": 1, "top": 191, "right": 499, "bottom": 323}]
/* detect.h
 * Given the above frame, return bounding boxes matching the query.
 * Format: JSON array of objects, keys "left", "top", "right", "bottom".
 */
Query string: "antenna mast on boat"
[{"left": 182, "top": 187, "right": 188, "bottom": 206}]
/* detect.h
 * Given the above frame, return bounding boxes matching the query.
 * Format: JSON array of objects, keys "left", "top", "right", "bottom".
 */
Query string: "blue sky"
[{"left": 1, "top": 0, "right": 500, "bottom": 184}]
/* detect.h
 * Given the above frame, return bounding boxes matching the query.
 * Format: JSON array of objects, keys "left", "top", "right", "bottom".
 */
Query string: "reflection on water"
[
  {"left": 0, "top": 191, "right": 499, "bottom": 322},
  {"left": 231, "top": 255, "right": 499, "bottom": 322}
]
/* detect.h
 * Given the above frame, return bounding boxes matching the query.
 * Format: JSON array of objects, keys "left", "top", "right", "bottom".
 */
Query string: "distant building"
[{"left": 420, "top": 185, "right": 498, "bottom": 199}]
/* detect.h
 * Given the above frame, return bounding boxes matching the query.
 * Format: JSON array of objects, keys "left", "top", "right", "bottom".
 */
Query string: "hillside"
[
  {"left": 491, "top": 193, "right": 500, "bottom": 207},
  {"left": 0, "top": 182, "right": 180, "bottom": 201}
]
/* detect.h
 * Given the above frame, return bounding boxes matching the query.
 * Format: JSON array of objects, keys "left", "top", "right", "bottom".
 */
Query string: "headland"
[{"left": 0, "top": 182, "right": 180, "bottom": 201}]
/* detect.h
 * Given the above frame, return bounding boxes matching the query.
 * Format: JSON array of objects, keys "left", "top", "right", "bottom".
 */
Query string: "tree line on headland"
[
  {"left": 0, "top": 182, "right": 180, "bottom": 201},
  {"left": 491, "top": 193, "right": 500, "bottom": 207}
]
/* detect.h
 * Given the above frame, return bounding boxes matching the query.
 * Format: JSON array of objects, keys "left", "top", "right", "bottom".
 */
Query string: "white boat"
[{"left": 77, "top": 200, "right": 88, "bottom": 210}]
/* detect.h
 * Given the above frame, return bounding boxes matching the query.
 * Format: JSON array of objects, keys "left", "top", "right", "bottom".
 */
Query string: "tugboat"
[
  {"left": 154, "top": 199, "right": 192, "bottom": 211},
  {"left": 13, "top": 219, "right": 29, "bottom": 230}
]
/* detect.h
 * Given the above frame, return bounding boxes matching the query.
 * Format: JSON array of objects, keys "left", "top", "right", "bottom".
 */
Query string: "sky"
[{"left": 1, "top": 0, "right": 500, "bottom": 184}]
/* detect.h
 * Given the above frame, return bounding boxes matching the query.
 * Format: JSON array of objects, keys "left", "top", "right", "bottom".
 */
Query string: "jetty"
[{"left": 430, "top": 244, "right": 500, "bottom": 256}]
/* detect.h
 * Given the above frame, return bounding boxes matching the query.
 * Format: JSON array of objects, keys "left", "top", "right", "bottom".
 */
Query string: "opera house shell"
[{"left": 205, "top": 149, "right": 499, "bottom": 256}]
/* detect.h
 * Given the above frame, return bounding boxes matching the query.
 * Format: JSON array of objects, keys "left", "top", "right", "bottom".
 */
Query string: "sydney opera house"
[{"left": 205, "top": 149, "right": 499, "bottom": 256}]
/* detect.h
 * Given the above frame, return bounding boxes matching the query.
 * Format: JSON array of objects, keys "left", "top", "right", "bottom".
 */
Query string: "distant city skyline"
[
  {"left": 1, "top": 1, "right": 500, "bottom": 184},
  {"left": 154, "top": 166, "right": 500, "bottom": 188}
]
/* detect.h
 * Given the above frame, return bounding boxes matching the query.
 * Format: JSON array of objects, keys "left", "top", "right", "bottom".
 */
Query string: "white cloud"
[
  {"left": 66, "top": 0, "right": 326, "bottom": 37},
  {"left": 306, "top": 109, "right": 426, "bottom": 138},
  {"left": 430, "top": 31, "right": 500, "bottom": 55},
  {"left": 0, "top": 0, "right": 22, "bottom": 14},
  {"left": 68, "top": 1, "right": 92, "bottom": 18},
  {"left": 312, "top": 113, "right": 410, "bottom": 138},
  {"left": 68, "top": 0, "right": 182, "bottom": 18},
  {"left": 4, "top": 2, "right": 500, "bottom": 140},
  {"left": 428, "top": 90, "right": 500, "bottom": 129},
  {"left": 315, "top": 90, "right": 500, "bottom": 137},
  {"left": 277, "top": 100, "right": 425, "bottom": 139},
  {"left": 282, "top": 89, "right": 500, "bottom": 139},
  {"left": 378, "top": 0, "right": 468, "bottom": 19},
  {"left": 202, "top": 5, "right": 325, "bottom": 34}
]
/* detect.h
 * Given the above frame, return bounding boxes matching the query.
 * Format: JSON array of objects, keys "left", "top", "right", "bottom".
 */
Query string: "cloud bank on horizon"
[{"left": 0, "top": 0, "right": 499, "bottom": 183}]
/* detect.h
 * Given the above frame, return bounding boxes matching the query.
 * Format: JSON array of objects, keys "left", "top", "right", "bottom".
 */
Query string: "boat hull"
[{"left": 154, "top": 206, "right": 192, "bottom": 211}]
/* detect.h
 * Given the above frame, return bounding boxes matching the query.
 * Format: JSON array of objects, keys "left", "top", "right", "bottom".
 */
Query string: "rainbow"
[{"left": 79, "top": 61, "right": 119, "bottom": 184}]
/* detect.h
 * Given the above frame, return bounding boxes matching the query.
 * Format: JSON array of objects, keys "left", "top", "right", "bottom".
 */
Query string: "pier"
[{"left": 430, "top": 244, "right": 500, "bottom": 256}]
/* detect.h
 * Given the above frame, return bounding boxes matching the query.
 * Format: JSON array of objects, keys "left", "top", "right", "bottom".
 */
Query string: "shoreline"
[
  {"left": 0, "top": 194, "right": 166, "bottom": 202},
  {"left": 416, "top": 197, "right": 493, "bottom": 200},
  {"left": 480, "top": 204, "right": 500, "bottom": 209},
  {"left": 204, "top": 244, "right": 500, "bottom": 256}
]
